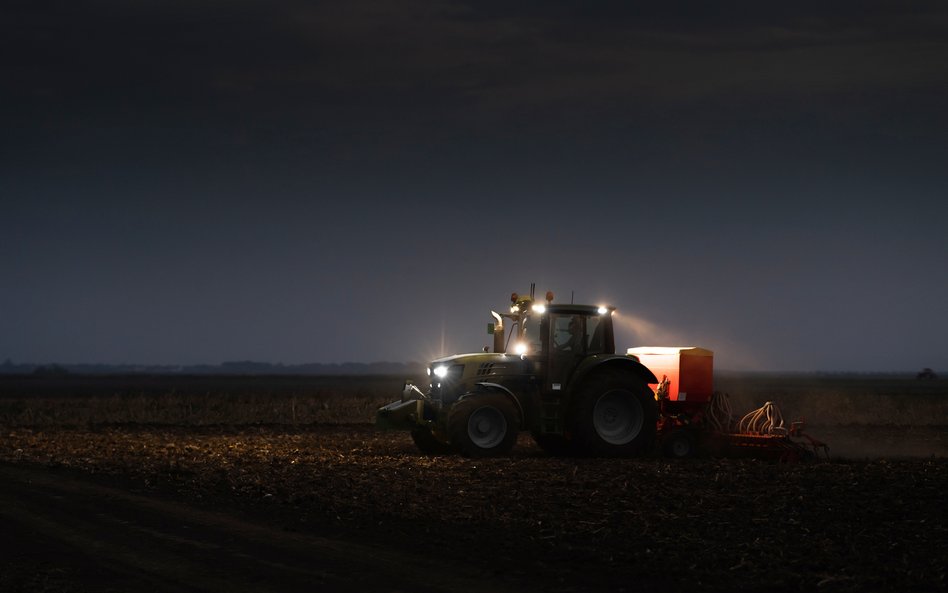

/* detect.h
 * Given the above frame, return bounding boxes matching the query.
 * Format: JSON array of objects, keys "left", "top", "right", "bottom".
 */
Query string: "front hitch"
[
  {"left": 375, "top": 381, "right": 429, "bottom": 431},
  {"left": 402, "top": 382, "right": 425, "bottom": 402}
]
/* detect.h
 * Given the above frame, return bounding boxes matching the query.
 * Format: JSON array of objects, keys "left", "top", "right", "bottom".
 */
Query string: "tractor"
[
  {"left": 377, "top": 287, "right": 659, "bottom": 457},
  {"left": 376, "top": 287, "right": 827, "bottom": 460}
]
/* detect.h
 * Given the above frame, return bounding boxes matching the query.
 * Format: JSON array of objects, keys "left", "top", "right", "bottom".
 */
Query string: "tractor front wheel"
[{"left": 448, "top": 393, "right": 519, "bottom": 458}]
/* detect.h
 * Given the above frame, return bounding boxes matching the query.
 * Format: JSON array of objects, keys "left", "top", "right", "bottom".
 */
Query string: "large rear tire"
[
  {"left": 410, "top": 426, "right": 453, "bottom": 455},
  {"left": 570, "top": 372, "right": 657, "bottom": 457},
  {"left": 448, "top": 393, "right": 519, "bottom": 458}
]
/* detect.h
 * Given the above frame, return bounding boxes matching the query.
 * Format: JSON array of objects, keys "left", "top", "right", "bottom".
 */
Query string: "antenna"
[
  {"left": 530, "top": 283, "right": 535, "bottom": 298},
  {"left": 571, "top": 290, "right": 574, "bottom": 304}
]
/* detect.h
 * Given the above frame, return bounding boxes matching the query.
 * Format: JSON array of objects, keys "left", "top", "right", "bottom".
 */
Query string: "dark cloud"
[
  {"left": 7, "top": 1, "right": 947, "bottom": 119},
  {"left": 1, "top": 1, "right": 947, "bottom": 369}
]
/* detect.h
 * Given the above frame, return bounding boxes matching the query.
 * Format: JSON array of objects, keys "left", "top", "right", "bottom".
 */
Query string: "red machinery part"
[
  {"left": 628, "top": 346, "right": 830, "bottom": 462},
  {"left": 627, "top": 346, "right": 714, "bottom": 403}
]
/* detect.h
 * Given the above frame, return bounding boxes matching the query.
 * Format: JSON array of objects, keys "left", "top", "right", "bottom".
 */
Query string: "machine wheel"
[
  {"left": 448, "top": 393, "right": 519, "bottom": 458},
  {"left": 570, "top": 372, "right": 657, "bottom": 457},
  {"left": 531, "top": 433, "right": 574, "bottom": 457},
  {"left": 661, "top": 428, "right": 695, "bottom": 458},
  {"left": 410, "top": 426, "right": 453, "bottom": 455}
]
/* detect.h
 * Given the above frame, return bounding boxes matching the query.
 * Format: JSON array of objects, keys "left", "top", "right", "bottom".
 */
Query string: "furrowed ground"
[{"left": 0, "top": 374, "right": 946, "bottom": 592}]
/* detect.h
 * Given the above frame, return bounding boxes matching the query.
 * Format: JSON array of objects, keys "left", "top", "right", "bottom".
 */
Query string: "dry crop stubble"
[
  {"left": 1, "top": 423, "right": 946, "bottom": 592},
  {"left": 1, "top": 374, "right": 947, "bottom": 591}
]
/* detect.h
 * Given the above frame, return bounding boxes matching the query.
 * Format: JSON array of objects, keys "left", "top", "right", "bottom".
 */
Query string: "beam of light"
[
  {"left": 612, "top": 311, "right": 768, "bottom": 371},
  {"left": 440, "top": 309, "right": 446, "bottom": 357},
  {"left": 611, "top": 311, "right": 690, "bottom": 347}
]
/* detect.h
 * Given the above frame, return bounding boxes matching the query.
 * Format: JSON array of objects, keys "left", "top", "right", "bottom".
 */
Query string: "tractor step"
[{"left": 539, "top": 398, "right": 563, "bottom": 434}]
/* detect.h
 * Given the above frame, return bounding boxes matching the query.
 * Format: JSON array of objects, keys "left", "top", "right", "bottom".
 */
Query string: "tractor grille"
[{"left": 476, "top": 362, "right": 507, "bottom": 377}]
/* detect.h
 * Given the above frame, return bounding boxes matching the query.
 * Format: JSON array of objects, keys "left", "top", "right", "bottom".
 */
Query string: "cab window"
[
  {"left": 552, "top": 315, "right": 584, "bottom": 353},
  {"left": 585, "top": 315, "right": 605, "bottom": 354},
  {"left": 551, "top": 314, "right": 606, "bottom": 355},
  {"left": 521, "top": 315, "right": 544, "bottom": 354}
]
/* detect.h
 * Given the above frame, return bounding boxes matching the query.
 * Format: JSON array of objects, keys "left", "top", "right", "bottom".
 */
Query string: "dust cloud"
[
  {"left": 716, "top": 375, "right": 948, "bottom": 460},
  {"left": 813, "top": 425, "right": 947, "bottom": 459}
]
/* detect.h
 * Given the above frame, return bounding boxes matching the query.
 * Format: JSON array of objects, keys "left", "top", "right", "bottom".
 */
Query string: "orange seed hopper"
[{"left": 626, "top": 346, "right": 714, "bottom": 403}]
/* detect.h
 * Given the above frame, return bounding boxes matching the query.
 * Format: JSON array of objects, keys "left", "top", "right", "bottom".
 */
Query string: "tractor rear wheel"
[
  {"left": 448, "top": 393, "right": 519, "bottom": 458},
  {"left": 410, "top": 426, "right": 453, "bottom": 455},
  {"left": 570, "top": 372, "right": 657, "bottom": 457}
]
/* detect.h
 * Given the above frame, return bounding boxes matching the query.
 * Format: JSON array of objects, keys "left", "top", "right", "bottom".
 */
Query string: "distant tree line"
[{"left": 0, "top": 359, "right": 424, "bottom": 376}]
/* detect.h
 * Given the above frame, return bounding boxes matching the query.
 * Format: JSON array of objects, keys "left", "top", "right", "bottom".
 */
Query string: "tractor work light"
[
  {"left": 513, "top": 342, "right": 528, "bottom": 356},
  {"left": 433, "top": 365, "right": 449, "bottom": 378},
  {"left": 598, "top": 306, "right": 608, "bottom": 315},
  {"left": 532, "top": 303, "right": 546, "bottom": 314}
]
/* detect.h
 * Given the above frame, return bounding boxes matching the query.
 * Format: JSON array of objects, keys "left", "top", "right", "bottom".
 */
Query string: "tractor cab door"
[{"left": 545, "top": 313, "right": 606, "bottom": 394}]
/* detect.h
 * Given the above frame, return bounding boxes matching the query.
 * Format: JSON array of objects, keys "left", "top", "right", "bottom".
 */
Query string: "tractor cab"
[
  {"left": 544, "top": 305, "right": 614, "bottom": 393},
  {"left": 492, "top": 291, "right": 616, "bottom": 397}
]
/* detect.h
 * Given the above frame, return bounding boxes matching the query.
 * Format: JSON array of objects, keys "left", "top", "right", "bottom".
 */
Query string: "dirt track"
[
  {"left": 0, "top": 463, "right": 502, "bottom": 593},
  {"left": 1, "top": 425, "right": 946, "bottom": 592}
]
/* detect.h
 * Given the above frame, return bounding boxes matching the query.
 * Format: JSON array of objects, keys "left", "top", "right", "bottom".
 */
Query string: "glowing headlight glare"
[
  {"left": 510, "top": 305, "right": 518, "bottom": 313},
  {"left": 426, "top": 367, "right": 431, "bottom": 376},
  {"left": 433, "top": 365, "right": 449, "bottom": 378},
  {"left": 597, "top": 306, "right": 608, "bottom": 315},
  {"left": 513, "top": 342, "right": 528, "bottom": 355},
  {"left": 531, "top": 303, "right": 546, "bottom": 314}
]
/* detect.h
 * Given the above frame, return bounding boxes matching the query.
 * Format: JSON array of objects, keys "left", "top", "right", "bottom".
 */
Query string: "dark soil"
[{"left": 1, "top": 424, "right": 946, "bottom": 592}]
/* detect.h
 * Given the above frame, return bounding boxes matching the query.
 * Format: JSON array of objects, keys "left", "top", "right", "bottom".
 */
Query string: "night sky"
[{"left": 3, "top": 1, "right": 947, "bottom": 371}]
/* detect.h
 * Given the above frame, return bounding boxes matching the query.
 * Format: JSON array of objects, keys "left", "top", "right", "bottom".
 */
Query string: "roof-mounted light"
[
  {"left": 532, "top": 303, "right": 546, "bottom": 314},
  {"left": 597, "top": 306, "right": 609, "bottom": 315}
]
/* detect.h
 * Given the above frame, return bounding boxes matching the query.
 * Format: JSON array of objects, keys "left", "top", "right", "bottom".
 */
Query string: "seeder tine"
[{"left": 798, "top": 432, "right": 830, "bottom": 460}]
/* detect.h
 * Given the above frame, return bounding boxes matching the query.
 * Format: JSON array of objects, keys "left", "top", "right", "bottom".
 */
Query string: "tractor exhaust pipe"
[{"left": 491, "top": 311, "right": 505, "bottom": 353}]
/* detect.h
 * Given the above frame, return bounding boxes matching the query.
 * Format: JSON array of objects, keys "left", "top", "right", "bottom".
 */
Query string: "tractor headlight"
[
  {"left": 429, "top": 364, "right": 465, "bottom": 402},
  {"left": 513, "top": 342, "right": 528, "bottom": 356},
  {"left": 531, "top": 303, "right": 546, "bottom": 314},
  {"left": 597, "top": 306, "right": 608, "bottom": 315}
]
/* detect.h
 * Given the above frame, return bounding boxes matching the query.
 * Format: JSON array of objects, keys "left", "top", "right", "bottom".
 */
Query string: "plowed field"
[{"left": 2, "top": 423, "right": 946, "bottom": 592}]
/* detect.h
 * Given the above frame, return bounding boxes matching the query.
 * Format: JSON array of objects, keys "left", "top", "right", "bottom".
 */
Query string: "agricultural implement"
[
  {"left": 633, "top": 347, "right": 828, "bottom": 462},
  {"left": 377, "top": 287, "right": 828, "bottom": 460}
]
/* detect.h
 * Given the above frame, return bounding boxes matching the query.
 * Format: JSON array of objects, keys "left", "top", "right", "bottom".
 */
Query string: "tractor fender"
[
  {"left": 459, "top": 382, "right": 525, "bottom": 428},
  {"left": 567, "top": 355, "right": 658, "bottom": 394}
]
